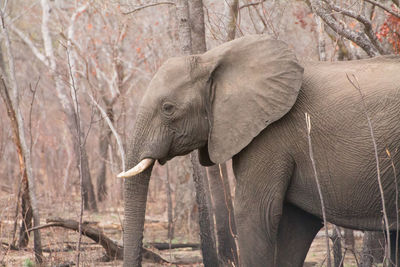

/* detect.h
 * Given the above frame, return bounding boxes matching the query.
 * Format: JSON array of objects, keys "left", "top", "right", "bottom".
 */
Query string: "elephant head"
[{"left": 119, "top": 35, "right": 303, "bottom": 266}]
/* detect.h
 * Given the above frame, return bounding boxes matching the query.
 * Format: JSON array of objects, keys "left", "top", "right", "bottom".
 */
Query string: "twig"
[
  {"left": 28, "top": 77, "right": 40, "bottom": 152},
  {"left": 123, "top": 2, "right": 175, "bottom": 15},
  {"left": 309, "top": 0, "right": 380, "bottom": 57},
  {"left": 165, "top": 163, "right": 173, "bottom": 261},
  {"left": 87, "top": 93, "right": 125, "bottom": 172},
  {"left": 218, "top": 163, "right": 239, "bottom": 265},
  {"left": 346, "top": 73, "right": 391, "bottom": 265},
  {"left": 364, "top": 0, "right": 400, "bottom": 18},
  {"left": 386, "top": 148, "right": 399, "bottom": 267},
  {"left": 66, "top": 44, "right": 84, "bottom": 267},
  {"left": 305, "top": 113, "right": 331, "bottom": 267},
  {"left": 239, "top": 0, "right": 266, "bottom": 9},
  {"left": 322, "top": 0, "right": 387, "bottom": 55}
]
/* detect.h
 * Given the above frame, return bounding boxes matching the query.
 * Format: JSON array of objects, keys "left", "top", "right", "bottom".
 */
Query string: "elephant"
[{"left": 118, "top": 34, "right": 400, "bottom": 267}]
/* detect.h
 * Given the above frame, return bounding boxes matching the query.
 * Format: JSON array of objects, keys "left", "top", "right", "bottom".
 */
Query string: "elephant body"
[
  {"left": 233, "top": 57, "right": 400, "bottom": 266},
  {"left": 119, "top": 35, "right": 400, "bottom": 267}
]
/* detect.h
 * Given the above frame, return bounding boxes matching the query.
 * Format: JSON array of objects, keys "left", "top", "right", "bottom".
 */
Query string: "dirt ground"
[{"left": 0, "top": 189, "right": 362, "bottom": 267}]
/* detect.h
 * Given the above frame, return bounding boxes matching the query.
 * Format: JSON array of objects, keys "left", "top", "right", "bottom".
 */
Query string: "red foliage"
[
  {"left": 376, "top": 6, "right": 400, "bottom": 54},
  {"left": 293, "top": 9, "right": 308, "bottom": 29}
]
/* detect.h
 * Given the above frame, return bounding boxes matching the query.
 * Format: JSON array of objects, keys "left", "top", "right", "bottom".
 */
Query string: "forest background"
[{"left": 0, "top": 0, "right": 399, "bottom": 266}]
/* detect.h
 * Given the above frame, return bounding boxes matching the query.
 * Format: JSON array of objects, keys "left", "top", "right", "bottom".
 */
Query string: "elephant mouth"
[{"left": 158, "top": 158, "right": 168, "bottom": 165}]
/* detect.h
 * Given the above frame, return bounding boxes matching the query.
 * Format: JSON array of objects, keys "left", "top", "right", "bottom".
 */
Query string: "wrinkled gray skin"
[{"left": 123, "top": 35, "right": 400, "bottom": 267}]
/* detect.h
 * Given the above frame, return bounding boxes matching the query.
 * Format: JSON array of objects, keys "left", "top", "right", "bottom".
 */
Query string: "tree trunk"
[
  {"left": 165, "top": 163, "right": 174, "bottom": 240},
  {"left": 190, "top": 153, "right": 219, "bottom": 267},
  {"left": 223, "top": 0, "right": 239, "bottom": 41},
  {"left": 80, "top": 143, "right": 97, "bottom": 211},
  {"left": 189, "top": 0, "right": 207, "bottom": 54},
  {"left": 344, "top": 228, "right": 355, "bottom": 251},
  {"left": 40, "top": 0, "right": 97, "bottom": 211},
  {"left": 360, "top": 231, "right": 385, "bottom": 267},
  {"left": 171, "top": 156, "right": 198, "bottom": 239},
  {"left": 18, "top": 177, "right": 33, "bottom": 248},
  {"left": 97, "top": 104, "right": 113, "bottom": 202},
  {"left": 0, "top": 29, "right": 43, "bottom": 262},
  {"left": 0, "top": 73, "right": 33, "bottom": 249},
  {"left": 176, "top": 0, "right": 192, "bottom": 55},
  {"left": 177, "top": 1, "right": 219, "bottom": 265},
  {"left": 331, "top": 227, "right": 343, "bottom": 267},
  {"left": 207, "top": 163, "right": 238, "bottom": 265}
]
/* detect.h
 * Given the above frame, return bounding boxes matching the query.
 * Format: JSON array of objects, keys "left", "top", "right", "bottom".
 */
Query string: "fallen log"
[
  {"left": 28, "top": 217, "right": 167, "bottom": 263},
  {"left": 148, "top": 242, "right": 200, "bottom": 250},
  {"left": 1, "top": 241, "right": 19, "bottom": 251}
]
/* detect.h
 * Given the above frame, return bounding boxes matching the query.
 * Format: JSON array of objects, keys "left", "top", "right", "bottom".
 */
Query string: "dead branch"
[
  {"left": 1, "top": 242, "right": 19, "bottom": 251},
  {"left": 305, "top": 113, "right": 332, "bottom": 267},
  {"left": 148, "top": 242, "right": 200, "bottom": 250},
  {"left": 87, "top": 93, "right": 126, "bottom": 172},
  {"left": 239, "top": 0, "right": 266, "bottom": 10},
  {"left": 323, "top": 0, "right": 387, "bottom": 54},
  {"left": 386, "top": 148, "right": 399, "bottom": 267},
  {"left": 309, "top": 0, "right": 380, "bottom": 57},
  {"left": 123, "top": 2, "right": 175, "bottom": 15},
  {"left": 346, "top": 73, "right": 391, "bottom": 264},
  {"left": 364, "top": 0, "right": 400, "bottom": 18},
  {"left": 28, "top": 217, "right": 168, "bottom": 263}
]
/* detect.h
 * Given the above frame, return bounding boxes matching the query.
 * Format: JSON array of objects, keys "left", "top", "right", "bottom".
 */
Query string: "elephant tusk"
[{"left": 117, "top": 158, "right": 155, "bottom": 178}]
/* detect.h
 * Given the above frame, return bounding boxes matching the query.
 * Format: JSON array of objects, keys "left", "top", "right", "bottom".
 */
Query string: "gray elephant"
[{"left": 118, "top": 35, "right": 400, "bottom": 267}]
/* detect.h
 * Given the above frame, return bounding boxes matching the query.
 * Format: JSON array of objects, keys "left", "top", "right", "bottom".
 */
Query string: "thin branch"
[
  {"left": 386, "top": 148, "right": 399, "bottom": 267},
  {"left": 66, "top": 44, "right": 84, "bottom": 267},
  {"left": 239, "top": 0, "right": 266, "bottom": 10},
  {"left": 8, "top": 22, "right": 48, "bottom": 66},
  {"left": 87, "top": 93, "right": 126, "bottom": 172},
  {"left": 323, "top": 0, "right": 387, "bottom": 54},
  {"left": 309, "top": 0, "right": 380, "bottom": 57},
  {"left": 364, "top": 0, "right": 400, "bottom": 18},
  {"left": 123, "top": 2, "right": 175, "bottom": 15},
  {"left": 28, "top": 78, "right": 40, "bottom": 153},
  {"left": 305, "top": 113, "right": 331, "bottom": 267},
  {"left": 346, "top": 73, "right": 391, "bottom": 264}
]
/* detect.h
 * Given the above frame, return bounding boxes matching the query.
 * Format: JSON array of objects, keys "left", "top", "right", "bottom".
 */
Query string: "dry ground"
[{"left": 0, "top": 188, "right": 362, "bottom": 267}]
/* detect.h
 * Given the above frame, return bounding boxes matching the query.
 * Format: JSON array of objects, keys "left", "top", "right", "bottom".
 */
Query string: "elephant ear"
[{"left": 200, "top": 35, "right": 303, "bottom": 164}]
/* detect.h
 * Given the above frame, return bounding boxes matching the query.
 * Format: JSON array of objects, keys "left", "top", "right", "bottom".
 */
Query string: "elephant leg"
[
  {"left": 234, "top": 168, "right": 292, "bottom": 266},
  {"left": 233, "top": 150, "right": 295, "bottom": 266},
  {"left": 275, "top": 203, "right": 323, "bottom": 267}
]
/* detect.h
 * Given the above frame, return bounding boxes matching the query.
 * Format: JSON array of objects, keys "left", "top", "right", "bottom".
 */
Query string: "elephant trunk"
[{"left": 123, "top": 114, "right": 154, "bottom": 267}]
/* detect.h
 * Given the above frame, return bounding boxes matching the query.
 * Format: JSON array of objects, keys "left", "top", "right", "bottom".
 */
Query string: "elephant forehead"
[
  {"left": 144, "top": 58, "right": 202, "bottom": 102},
  {"left": 156, "top": 57, "right": 192, "bottom": 85}
]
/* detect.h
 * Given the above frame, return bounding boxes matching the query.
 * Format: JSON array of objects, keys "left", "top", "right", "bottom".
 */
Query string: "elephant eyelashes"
[{"left": 162, "top": 102, "right": 175, "bottom": 116}]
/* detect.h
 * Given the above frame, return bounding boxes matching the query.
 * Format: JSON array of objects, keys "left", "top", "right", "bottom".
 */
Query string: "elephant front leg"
[
  {"left": 276, "top": 203, "right": 323, "bottom": 267},
  {"left": 234, "top": 180, "right": 288, "bottom": 267}
]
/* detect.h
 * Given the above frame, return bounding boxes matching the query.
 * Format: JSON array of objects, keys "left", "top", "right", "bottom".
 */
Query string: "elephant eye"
[{"left": 162, "top": 102, "right": 175, "bottom": 115}]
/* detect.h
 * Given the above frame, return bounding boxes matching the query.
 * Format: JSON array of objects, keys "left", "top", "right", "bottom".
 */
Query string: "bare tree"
[
  {"left": 0, "top": 8, "right": 43, "bottom": 263},
  {"left": 176, "top": 0, "right": 220, "bottom": 265},
  {"left": 8, "top": 0, "right": 98, "bottom": 211}
]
